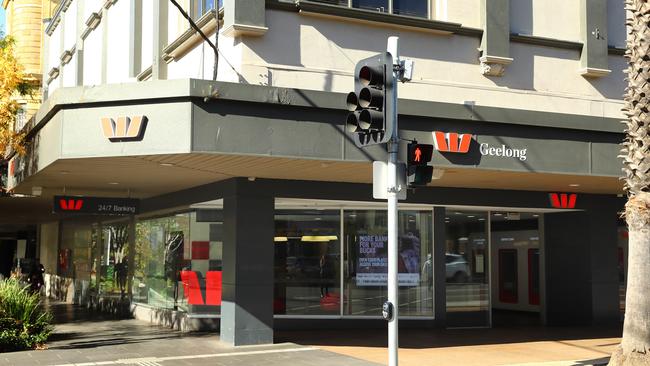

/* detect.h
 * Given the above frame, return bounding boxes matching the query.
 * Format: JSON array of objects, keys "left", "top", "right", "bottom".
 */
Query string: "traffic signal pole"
[
  {"left": 386, "top": 36, "right": 400, "bottom": 366},
  {"left": 345, "top": 35, "right": 412, "bottom": 366}
]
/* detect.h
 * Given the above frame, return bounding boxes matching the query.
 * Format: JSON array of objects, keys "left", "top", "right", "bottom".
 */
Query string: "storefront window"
[
  {"left": 178, "top": 211, "right": 223, "bottom": 315},
  {"left": 133, "top": 215, "right": 190, "bottom": 310},
  {"left": 133, "top": 211, "right": 222, "bottom": 314},
  {"left": 60, "top": 221, "right": 94, "bottom": 304},
  {"left": 445, "top": 210, "right": 489, "bottom": 327},
  {"left": 274, "top": 210, "right": 341, "bottom": 315},
  {"left": 98, "top": 221, "right": 131, "bottom": 299},
  {"left": 343, "top": 210, "right": 433, "bottom": 317}
]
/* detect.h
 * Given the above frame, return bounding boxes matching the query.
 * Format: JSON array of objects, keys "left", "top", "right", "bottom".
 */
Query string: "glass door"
[{"left": 444, "top": 210, "right": 490, "bottom": 327}]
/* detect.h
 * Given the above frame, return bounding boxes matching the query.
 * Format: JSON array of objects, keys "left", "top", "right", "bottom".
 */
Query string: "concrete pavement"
[
  {"left": 0, "top": 302, "right": 622, "bottom": 366},
  {"left": 277, "top": 327, "right": 620, "bottom": 366}
]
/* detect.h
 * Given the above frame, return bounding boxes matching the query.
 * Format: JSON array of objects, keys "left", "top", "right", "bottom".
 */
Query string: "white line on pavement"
[{"left": 49, "top": 347, "right": 320, "bottom": 366}]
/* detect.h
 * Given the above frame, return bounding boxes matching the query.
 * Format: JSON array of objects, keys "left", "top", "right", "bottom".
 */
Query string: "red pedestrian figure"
[{"left": 414, "top": 147, "right": 422, "bottom": 162}]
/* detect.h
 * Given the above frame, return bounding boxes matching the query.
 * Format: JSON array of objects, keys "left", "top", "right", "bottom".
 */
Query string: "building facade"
[{"left": 2, "top": 0, "right": 629, "bottom": 346}]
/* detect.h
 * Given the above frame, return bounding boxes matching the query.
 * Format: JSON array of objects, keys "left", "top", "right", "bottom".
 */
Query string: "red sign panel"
[
  {"left": 433, "top": 131, "right": 473, "bottom": 153},
  {"left": 59, "top": 198, "right": 84, "bottom": 211},
  {"left": 549, "top": 193, "right": 577, "bottom": 209},
  {"left": 180, "top": 270, "right": 222, "bottom": 306}
]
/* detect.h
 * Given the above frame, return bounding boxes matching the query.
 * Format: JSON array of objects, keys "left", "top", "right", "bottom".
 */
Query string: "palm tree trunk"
[
  {"left": 609, "top": 193, "right": 650, "bottom": 365},
  {"left": 611, "top": 0, "right": 650, "bottom": 363}
]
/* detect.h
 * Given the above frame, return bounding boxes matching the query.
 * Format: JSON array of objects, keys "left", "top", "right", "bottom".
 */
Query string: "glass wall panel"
[
  {"left": 177, "top": 211, "right": 223, "bottom": 315},
  {"left": 98, "top": 221, "right": 131, "bottom": 300},
  {"left": 133, "top": 215, "right": 190, "bottom": 310},
  {"left": 133, "top": 211, "right": 223, "bottom": 314},
  {"left": 343, "top": 210, "right": 433, "bottom": 317},
  {"left": 445, "top": 210, "right": 489, "bottom": 327},
  {"left": 274, "top": 210, "right": 341, "bottom": 315},
  {"left": 60, "top": 221, "right": 94, "bottom": 304}
]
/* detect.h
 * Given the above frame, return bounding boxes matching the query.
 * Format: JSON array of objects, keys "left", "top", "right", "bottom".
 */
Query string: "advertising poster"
[{"left": 356, "top": 233, "right": 420, "bottom": 286}]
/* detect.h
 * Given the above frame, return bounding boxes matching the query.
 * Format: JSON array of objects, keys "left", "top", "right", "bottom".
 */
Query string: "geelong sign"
[{"left": 54, "top": 196, "right": 139, "bottom": 215}]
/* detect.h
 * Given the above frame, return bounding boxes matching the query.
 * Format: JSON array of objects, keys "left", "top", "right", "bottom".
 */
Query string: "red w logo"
[
  {"left": 433, "top": 131, "right": 472, "bottom": 153},
  {"left": 59, "top": 199, "right": 84, "bottom": 211},
  {"left": 549, "top": 193, "right": 577, "bottom": 209},
  {"left": 180, "top": 270, "right": 222, "bottom": 306}
]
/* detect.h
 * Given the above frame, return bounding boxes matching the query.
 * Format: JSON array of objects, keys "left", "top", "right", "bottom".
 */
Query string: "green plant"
[{"left": 0, "top": 278, "right": 53, "bottom": 352}]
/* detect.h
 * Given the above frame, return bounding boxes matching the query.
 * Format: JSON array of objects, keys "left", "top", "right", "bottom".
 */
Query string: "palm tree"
[{"left": 610, "top": 1, "right": 650, "bottom": 365}]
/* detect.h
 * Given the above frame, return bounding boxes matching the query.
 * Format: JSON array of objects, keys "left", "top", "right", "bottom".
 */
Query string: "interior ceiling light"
[
  {"left": 108, "top": 182, "right": 120, "bottom": 185},
  {"left": 301, "top": 235, "right": 338, "bottom": 242},
  {"left": 569, "top": 183, "right": 580, "bottom": 187},
  {"left": 160, "top": 163, "right": 174, "bottom": 167}
]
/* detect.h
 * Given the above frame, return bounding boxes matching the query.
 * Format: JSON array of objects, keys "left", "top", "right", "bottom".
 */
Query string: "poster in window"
[{"left": 356, "top": 233, "right": 420, "bottom": 286}]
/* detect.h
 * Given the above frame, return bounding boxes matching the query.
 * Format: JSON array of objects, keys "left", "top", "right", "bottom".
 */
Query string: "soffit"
[{"left": 12, "top": 153, "right": 623, "bottom": 202}]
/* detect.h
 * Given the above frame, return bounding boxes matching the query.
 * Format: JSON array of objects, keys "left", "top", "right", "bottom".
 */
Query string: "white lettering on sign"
[{"left": 479, "top": 143, "right": 527, "bottom": 161}]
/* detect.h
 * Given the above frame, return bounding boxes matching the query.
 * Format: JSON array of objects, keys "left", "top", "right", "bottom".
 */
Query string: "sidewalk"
[
  {"left": 277, "top": 326, "right": 620, "bottom": 366},
  {"left": 0, "top": 302, "right": 379, "bottom": 366},
  {"left": 0, "top": 302, "right": 621, "bottom": 366}
]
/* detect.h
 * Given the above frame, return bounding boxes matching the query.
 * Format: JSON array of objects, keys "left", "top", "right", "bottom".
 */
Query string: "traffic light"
[
  {"left": 346, "top": 52, "right": 395, "bottom": 147},
  {"left": 407, "top": 142, "right": 434, "bottom": 187}
]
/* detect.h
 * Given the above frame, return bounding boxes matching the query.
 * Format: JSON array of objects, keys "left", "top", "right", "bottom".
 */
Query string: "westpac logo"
[
  {"left": 180, "top": 270, "right": 222, "bottom": 306},
  {"left": 549, "top": 193, "right": 577, "bottom": 209},
  {"left": 59, "top": 198, "right": 84, "bottom": 211},
  {"left": 432, "top": 131, "right": 473, "bottom": 153},
  {"left": 101, "top": 116, "right": 148, "bottom": 142}
]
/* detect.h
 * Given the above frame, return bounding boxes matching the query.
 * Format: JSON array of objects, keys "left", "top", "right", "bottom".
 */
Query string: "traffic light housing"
[
  {"left": 346, "top": 52, "right": 395, "bottom": 147},
  {"left": 407, "top": 142, "right": 434, "bottom": 187}
]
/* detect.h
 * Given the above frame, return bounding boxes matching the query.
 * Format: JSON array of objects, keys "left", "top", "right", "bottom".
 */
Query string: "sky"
[{"left": 0, "top": 7, "right": 5, "bottom": 36}]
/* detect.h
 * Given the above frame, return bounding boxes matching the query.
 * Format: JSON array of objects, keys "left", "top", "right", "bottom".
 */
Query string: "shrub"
[{"left": 0, "top": 278, "right": 52, "bottom": 352}]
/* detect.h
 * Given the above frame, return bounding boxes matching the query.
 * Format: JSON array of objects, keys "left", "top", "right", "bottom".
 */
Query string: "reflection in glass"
[
  {"left": 133, "top": 215, "right": 190, "bottom": 310},
  {"left": 310, "top": 0, "right": 349, "bottom": 5},
  {"left": 445, "top": 210, "right": 489, "bottom": 327},
  {"left": 60, "top": 222, "right": 94, "bottom": 304},
  {"left": 274, "top": 210, "right": 341, "bottom": 315},
  {"left": 353, "top": 0, "right": 389, "bottom": 12},
  {"left": 133, "top": 212, "right": 223, "bottom": 314},
  {"left": 393, "top": 0, "right": 428, "bottom": 18},
  {"left": 99, "top": 221, "right": 131, "bottom": 299},
  {"left": 490, "top": 213, "right": 540, "bottom": 325},
  {"left": 344, "top": 210, "right": 433, "bottom": 317}
]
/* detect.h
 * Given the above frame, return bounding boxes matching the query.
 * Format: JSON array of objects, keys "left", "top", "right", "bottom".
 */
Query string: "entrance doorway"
[
  {"left": 445, "top": 210, "right": 542, "bottom": 328},
  {"left": 490, "top": 212, "right": 541, "bottom": 327}
]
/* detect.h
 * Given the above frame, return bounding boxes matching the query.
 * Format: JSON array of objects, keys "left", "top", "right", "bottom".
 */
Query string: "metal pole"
[{"left": 386, "top": 36, "right": 400, "bottom": 366}]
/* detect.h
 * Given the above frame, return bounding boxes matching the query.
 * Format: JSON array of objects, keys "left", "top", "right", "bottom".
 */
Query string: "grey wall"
[{"left": 192, "top": 98, "right": 623, "bottom": 177}]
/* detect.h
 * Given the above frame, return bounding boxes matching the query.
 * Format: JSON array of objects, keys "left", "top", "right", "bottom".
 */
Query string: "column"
[
  {"left": 152, "top": 0, "right": 168, "bottom": 80},
  {"left": 433, "top": 207, "right": 447, "bottom": 325},
  {"left": 479, "top": 0, "right": 513, "bottom": 76},
  {"left": 220, "top": 180, "right": 274, "bottom": 345},
  {"left": 222, "top": 0, "right": 268, "bottom": 37},
  {"left": 579, "top": 0, "right": 610, "bottom": 77}
]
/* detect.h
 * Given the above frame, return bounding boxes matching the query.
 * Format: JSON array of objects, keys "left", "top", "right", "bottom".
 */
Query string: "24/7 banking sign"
[{"left": 54, "top": 196, "right": 139, "bottom": 215}]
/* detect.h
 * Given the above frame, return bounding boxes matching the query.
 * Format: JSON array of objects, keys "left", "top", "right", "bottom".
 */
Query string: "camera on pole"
[{"left": 346, "top": 52, "right": 395, "bottom": 147}]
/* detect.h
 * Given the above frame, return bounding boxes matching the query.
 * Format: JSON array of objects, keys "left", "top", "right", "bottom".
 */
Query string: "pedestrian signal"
[{"left": 407, "top": 142, "right": 434, "bottom": 187}]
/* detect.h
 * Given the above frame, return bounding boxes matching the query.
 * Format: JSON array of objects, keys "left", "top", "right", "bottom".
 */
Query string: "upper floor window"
[
  {"left": 15, "top": 105, "right": 27, "bottom": 132},
  {"left": 193, "top": 0, "right": 223, "bottom": 19},
  {"left": 312, "top": 0, "right": 430, "bottom": 19}
]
